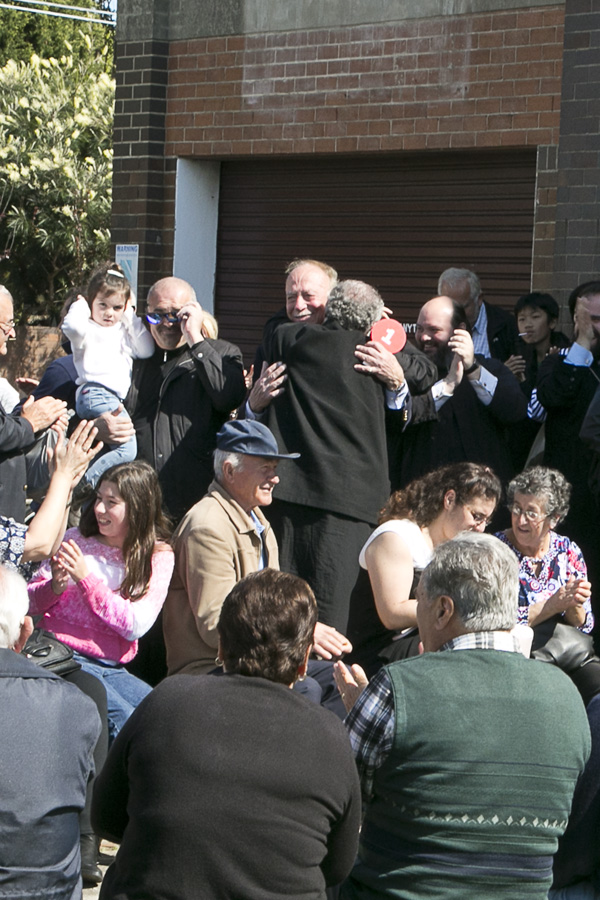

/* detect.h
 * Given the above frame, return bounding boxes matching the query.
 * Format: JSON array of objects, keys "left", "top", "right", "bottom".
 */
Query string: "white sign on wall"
[{"left": 115, "top": 244, "right": 139, "bottom": 303}]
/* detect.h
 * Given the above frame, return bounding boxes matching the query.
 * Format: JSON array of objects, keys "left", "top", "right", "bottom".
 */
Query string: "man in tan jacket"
[
  {"left": 164, "top": 418, "right": 352, "bottom": 679},
  {"left": 163, "top": 420, "right": 298, "bottom": 675}
]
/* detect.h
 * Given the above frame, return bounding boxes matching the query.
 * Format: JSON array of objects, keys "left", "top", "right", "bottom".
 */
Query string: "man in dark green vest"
[{"left": 336, "top": 532, "right": 591, "bottom": 900}]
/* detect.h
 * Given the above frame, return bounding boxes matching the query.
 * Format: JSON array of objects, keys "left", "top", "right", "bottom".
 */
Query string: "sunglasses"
[{"left": 145, "top": 311, "right": 180, "bottom": 325}]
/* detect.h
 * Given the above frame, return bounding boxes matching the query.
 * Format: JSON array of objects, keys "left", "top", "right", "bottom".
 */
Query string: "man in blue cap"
[{"left": 163, "top": 420, "right": 309, "bottom": 676}]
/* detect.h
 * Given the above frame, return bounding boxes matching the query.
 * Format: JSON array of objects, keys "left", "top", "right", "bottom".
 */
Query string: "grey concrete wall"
[
  {"left": 118, "top": 0, "right": 561, "bottom": 42},
  {"left": 116, "top": 0, "right": 169, "bottom": 41}
]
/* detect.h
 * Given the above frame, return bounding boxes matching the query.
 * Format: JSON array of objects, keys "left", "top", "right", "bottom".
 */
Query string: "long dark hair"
[
  {"left": 80, "top": 461, "right": 171, "bottom": 601},
  {"left": 379, "top": 462, "right": 502, "bottom": 527}
]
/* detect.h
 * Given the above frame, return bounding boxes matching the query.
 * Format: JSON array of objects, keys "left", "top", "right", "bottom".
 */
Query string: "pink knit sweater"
[{"left": 27, "top": 528, "right": 175, "bottom": 664}]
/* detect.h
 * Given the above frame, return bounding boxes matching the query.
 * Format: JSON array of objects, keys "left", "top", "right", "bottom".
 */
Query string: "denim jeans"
[
  {"left": 73, "top": 653, "right": 152, "bottom": 743},
  {"left": 76, "top": 383, "right": 137, "bottom": 487}
]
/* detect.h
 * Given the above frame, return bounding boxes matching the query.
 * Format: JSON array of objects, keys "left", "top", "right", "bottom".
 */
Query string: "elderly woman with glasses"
[{"left": 495, "top": 466, "right": 593, "bottom": 633}]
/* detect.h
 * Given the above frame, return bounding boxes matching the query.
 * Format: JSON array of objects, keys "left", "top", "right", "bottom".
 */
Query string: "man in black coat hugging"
[{"left": 261, "top": 279, "right": 408, "bottom": 643}]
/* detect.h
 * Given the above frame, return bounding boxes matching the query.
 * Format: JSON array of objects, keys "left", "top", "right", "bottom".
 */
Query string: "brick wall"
[
  {"left": 112, "top": 3, "right": 574, "bottom": 305},
  {"left": 551, "top": 0, "right": 600, "bottom": 298},
  {"left": 531, "top": 144, "right": 559, "bottom": 291},
  {"left": 0, "top": 327, "right": 63, "bottom": 384},
  {"left": 111, "top": 38, "right": 175, "bottom": 293},
  {"left": 165, "top": 6, "right": 564, "bottom": 159}
]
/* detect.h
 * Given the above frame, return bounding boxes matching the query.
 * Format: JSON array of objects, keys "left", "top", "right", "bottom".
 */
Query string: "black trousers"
[{"left": 267, "top": 498, "right": 373, "bottom": 635}]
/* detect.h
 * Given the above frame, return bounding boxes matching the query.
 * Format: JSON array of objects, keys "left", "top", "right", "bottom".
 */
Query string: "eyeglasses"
[
  {"left": 509, "top": 504, "right": 547, "bottom": 523},
  {"left": 463, "top": 505, "right": 493, "bottom": 527},
  {"left": 145, "top": 311, "right": 180, "bottom": 326},
  {"left": 0, "top": 319, "right": 16, "bottom": 335}
]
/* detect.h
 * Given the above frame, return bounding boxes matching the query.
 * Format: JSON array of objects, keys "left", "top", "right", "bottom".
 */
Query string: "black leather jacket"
[{"left": 126, "top": 339, "right": 246, "bottom": 522}]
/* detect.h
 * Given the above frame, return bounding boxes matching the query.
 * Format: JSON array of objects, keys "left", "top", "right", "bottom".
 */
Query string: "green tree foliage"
[
  {"left": 0, "top": 35, "right": 115, "bottom": 322},
  {"left": 0, "top": 1, "right": 113, "bottom": 69}
]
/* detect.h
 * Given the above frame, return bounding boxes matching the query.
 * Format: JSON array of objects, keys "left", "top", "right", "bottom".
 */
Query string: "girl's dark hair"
[
  {"left": 86, "top": 261, "right": 131, "bottom": 306},
  {"left": 80, "top": 461, "right": 171, "bottom": 601},
  {"left": 379, "top": 462, "right": 502, "bottom": 527},
  {"left": 217, "top": 569, "right": 318, "bottom": 686}
]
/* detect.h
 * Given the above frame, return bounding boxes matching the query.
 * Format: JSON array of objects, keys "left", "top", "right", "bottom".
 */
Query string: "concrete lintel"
[{"left": 167, "top": 0, "right": 561, "bottom": 41}]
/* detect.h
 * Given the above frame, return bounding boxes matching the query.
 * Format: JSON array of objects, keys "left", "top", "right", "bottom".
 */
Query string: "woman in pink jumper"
[{"left": 27, "top": 460, "right": 174, "bottom": 741}]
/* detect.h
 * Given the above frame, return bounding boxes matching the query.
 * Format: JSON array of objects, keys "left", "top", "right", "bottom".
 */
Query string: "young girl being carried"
[
  {"left": 61, "top": 262, "right": 154, "bottom": 487},
  {"left": 27, "top": 461, "right": 174, "bottom": 741}
]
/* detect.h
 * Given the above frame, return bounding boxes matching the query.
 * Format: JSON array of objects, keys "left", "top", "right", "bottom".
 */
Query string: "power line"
[
  {"left": 0, "top": 0, "right": 115, "bottom": 24},
  {"left": 3, "top": 0, "right": 113, "bottom": 14}
]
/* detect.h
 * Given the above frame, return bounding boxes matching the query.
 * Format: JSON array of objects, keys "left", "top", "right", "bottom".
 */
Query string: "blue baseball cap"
[{"left": 216, "top": 420, "right": 300, "bottom": 459}]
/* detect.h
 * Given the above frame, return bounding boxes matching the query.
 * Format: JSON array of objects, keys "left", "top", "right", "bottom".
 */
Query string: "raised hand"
[
  {"left": 248, "top": 361, "right": 288, "bottom": 413},
  {"left": 333, "top": 660, "right": 369, "bottom": 712},
  {"left": 51, "top": 419, "right": 103, "bottom": 488},
  {"left": 51, "top": 556, "right": 70, "bottom": 595},
  {"left": 177, "top": 302, "right": 205, "bottom": 346},
  {"left": 447, "top": 328, "right": 476, "bottom": 371}
]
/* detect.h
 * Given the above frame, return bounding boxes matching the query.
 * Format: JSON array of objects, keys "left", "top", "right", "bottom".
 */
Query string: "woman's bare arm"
[
  {"left": 23, "top": 421, "right": 102, "bottom": 562},
  {"left": 365, "top": 532, "right": 418, "bottom": 631}
]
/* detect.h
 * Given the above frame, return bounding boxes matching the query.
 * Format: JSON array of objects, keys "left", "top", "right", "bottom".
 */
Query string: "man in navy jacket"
[{"left": 0, "top": 565, "right": 100, "bottom": 900}]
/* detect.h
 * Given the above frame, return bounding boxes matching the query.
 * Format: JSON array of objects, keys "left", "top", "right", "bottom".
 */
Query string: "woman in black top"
[{"left": 93, "top": 569, "right": 361, "bottom": 900}]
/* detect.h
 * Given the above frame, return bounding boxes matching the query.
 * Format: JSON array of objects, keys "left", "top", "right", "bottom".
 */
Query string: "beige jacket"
[{"left": 163, "top": 480, "right": 279, "bottom": 676}]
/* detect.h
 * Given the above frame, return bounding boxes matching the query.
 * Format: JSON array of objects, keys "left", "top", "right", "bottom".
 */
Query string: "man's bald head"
[
  {"left": 146, "top": 277, "right": 197, "bottom": 351},
  {"left": 147, "top": 277, "right": 197, "bottom": 308},
  {"left": 415, "top": 296, "right": 467, "bottom": 367}
]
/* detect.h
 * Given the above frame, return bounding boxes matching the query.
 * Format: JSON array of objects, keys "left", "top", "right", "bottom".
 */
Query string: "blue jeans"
[
  {"left": 73, "top": 653, "right": 152, "bottom": 743},
  {"left": 76, "top": 383, "right": 137, "bottom": 487}
]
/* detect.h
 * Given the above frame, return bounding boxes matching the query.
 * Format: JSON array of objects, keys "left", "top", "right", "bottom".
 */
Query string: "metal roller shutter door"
[{"left": 215, "top": 148, "right": 536, "bottom": 364}]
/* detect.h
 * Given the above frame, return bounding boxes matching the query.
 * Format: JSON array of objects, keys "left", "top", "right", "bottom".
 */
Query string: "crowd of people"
[{"left": 1, "top": 261, "right": 600, "bottom": 899}]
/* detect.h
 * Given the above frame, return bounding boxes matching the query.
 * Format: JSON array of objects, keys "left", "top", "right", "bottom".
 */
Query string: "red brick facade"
[
  {"left": 0, "top": 327, "right": 63, "bottom": 383},
  {"left": 165, "top": 6, "right": 564, "bottom": 159},
  {"left": 112, "top": 1, "right": 600, "bottom": 319}
]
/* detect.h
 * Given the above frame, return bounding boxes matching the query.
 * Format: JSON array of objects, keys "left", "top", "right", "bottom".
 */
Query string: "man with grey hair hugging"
[{"left": 261, "top": 279, "right": 409, "bottom": 642}]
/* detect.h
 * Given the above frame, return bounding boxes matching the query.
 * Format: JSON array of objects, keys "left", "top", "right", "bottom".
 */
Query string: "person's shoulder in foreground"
[
  {"left": 94, "top": 569, "right": 361, "bottom": 900},
  {"left": 1, "top": 565, "right": 101, "bottom": 900}
]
